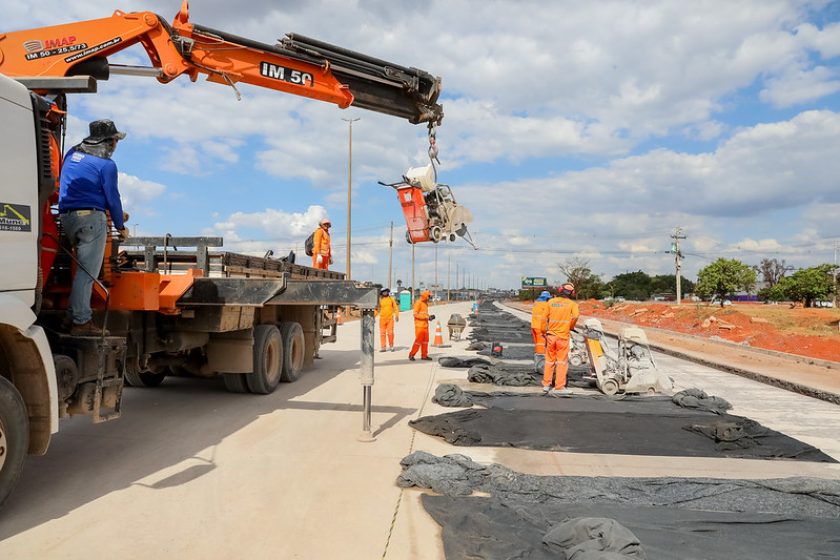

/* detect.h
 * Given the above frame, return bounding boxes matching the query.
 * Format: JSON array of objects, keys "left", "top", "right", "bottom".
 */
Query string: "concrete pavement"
[{"left": 1, "top": 300, "right": 838, "bottom": 559}]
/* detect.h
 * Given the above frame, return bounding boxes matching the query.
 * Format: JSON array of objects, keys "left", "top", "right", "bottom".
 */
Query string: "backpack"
[{"left": 304, "top": 232, "right": 315, "bottom": 256}]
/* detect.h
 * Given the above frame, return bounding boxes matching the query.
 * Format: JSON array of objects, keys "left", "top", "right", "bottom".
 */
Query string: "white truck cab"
[{"left": 0, "top": 73, "right": 59, "bottom": 508}]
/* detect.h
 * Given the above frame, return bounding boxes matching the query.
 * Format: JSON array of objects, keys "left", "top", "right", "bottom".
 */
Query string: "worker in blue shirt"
[{"left": 58, "top": 119, "right": 129, "bottom": 335}]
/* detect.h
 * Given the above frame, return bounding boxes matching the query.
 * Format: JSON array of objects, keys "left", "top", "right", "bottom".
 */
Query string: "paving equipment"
[
  {"left": 0, "top": 1, "right": 444, "bottom": 508},
  {"left": 580, "top": 319, "right": 674, "bottom": 396}
]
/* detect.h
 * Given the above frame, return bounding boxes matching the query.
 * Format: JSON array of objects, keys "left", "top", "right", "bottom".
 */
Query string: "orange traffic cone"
[
  {"left": 432, "top": 321, "right": 444, "bottom": 347},
  {"left": 336, "top": 308, "right": 344, "bottom": 325}
]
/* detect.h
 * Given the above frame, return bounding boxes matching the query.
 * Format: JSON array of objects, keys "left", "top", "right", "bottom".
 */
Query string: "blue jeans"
[{"left": 62, "top": 210, "right": 107, "bottom": 325}]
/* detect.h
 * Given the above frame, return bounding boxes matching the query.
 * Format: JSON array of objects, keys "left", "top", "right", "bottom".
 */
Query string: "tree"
[
  {"left": 650, "top": 274, "right": 696, "bottom": 297},
  {"left": 557, "top": 258, "right": 607, "bottom": 300},
  {"left": 773, "top": 264, "right": 837, "bottom": 307},
  {"left": 695, "top": 258, "right": 756, "bottom": 306},
  {"left": 757, "top": 258, "right": 788, "bottom": 287},
  {"left": 607, "top": 270, "right": 651, "bottom": 300}
]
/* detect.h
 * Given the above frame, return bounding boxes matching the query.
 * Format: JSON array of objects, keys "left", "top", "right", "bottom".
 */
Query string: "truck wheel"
[
  {"left": 246, "top": 325, "right": 284, "bottom": 394},
  {"left": 279, "top": 322, "right": 305, "bottom": 382},
  {"left": 0, "top": 376, "right": 29, "bottom": 509},
  {"left": 125, "top": 368, "right": 166, "bottom": 388},
  {"left": 223, "top": 374, "right": 248, "bottom": 393}
]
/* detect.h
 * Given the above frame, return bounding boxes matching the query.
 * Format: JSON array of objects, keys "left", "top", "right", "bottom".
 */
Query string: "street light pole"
[
  {"left": 388, "top": 221, "right": 394, "bottom": 291},
  {"left": 411, "top": 242, "right": 415, "bottom": 304},
  {"left": 343, "top": 117, "right": 359, "bottom": 281}
]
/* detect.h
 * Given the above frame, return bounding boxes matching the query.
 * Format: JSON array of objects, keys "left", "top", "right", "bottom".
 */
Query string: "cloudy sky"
[{"left": 5, "top": 0, "right": 840, "bottom": 289}]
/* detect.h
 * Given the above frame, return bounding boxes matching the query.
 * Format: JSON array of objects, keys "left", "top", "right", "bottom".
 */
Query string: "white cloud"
[
  {"left": 728, "top": 238, "right": 785, "bottom": 252},
  {"left": 760, "top": 66, "right": 840, "bottom": 107},
  {"left": 117, "top": 172, "right": 166, "bottom": 216}
]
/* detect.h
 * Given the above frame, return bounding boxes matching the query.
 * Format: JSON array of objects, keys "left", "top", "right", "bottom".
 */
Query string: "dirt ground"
[{"left": 573, "top": 300, "right": 840, "bottom": 362}]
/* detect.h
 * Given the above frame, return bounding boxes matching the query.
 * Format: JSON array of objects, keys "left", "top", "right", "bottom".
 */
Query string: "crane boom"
[{"left": 0, "top": 1, "right": 443, "bottom": 124}]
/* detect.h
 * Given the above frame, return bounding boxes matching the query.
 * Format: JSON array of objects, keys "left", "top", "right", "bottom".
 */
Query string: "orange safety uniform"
[
  {"left": 409, "top": 291, "right": 431, "bottom": 359},
  {"left": 378, "top": 294, "right": 399, "bottom": 350},
  {"left": 531, "top": 299, "right": 549, "bottom": 355},
  {"left": 541, "top": 296, "right": 579, "bottom": 389},
  {"left": 312, "top": 226, "right": 331, "bottom": 269}
]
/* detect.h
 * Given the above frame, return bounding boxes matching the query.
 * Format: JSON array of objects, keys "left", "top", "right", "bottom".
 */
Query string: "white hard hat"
[{"left": 320, "top": 218, "right": 331, "bottom": 226}]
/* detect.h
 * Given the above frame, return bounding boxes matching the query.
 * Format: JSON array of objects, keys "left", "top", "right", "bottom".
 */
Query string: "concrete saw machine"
[
  {"left": 580, "top": 319, "right": 674, "bottom": 396},
  {"left": 380, "top": 164, "right": 475, "bottom": 246}
]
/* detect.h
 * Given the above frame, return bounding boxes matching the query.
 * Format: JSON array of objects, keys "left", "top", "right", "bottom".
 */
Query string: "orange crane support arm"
[{"left": 0, "top": 1, "right": 443, "bottom": 124}]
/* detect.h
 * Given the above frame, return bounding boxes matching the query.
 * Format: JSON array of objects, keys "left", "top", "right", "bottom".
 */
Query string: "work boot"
[
  {"left": 549, "top": 387, "right": 574, "bottom": 398},
  {"left": 70, "top": 321, "right": 108, "bottom": 336},
  {"left": 421, "top": 356, "right": 432, "bottom": 361},
  {"left": 408, "top": 356, "right": 416, "bottom": 361},
  {"left": 379, "top": 348, "right": 387, "bottom": 353},
  {"left": 390, "top": 347, "right": 395, "bottom": 352},
  {"left": 542, "top": 385, "right": 551, "bottom": 393}
]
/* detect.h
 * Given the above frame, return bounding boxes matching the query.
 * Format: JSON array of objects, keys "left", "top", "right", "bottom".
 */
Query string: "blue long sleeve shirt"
[{"left": 58, "top": 146, "right": 125, "bottom": 230}]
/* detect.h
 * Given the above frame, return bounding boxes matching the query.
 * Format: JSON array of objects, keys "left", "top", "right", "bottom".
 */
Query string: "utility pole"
[
  {"left": 447, "top": 254, "right": 451, "bottom": 302},
  {"left": 434, "top": 245, "right": 438, "bottom": 300},
  {"left": 387, "top": 221, "right": 393, "bottom": 291},
  {"left": 671, "top": 227, "right": 686, "bottom": 305},
  {"left": 411, "top": 242, "right": 415, "bottom": 304},
  {"left": 834, "top": 242, "right": 838, "bottom": 308},
  {"left": 455, "top": 262, "right": 459, "bottom": 300},
  {"left": 342, "top": 117, "right": 359, "bottom": 281}
]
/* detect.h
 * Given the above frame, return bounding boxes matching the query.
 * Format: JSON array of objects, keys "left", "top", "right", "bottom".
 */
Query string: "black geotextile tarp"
[
  {"left": 477, "top": 343, "right": 535, "bottom": 360},
  {"left": 398, "top": 452, "right": 840, "bottom": 559},
  {"left": 469, "top": 326, "right": 535, "bottom": 342},
  {"left": 438, "top": 356, "right": 493, "bottom": 368},
  {"left": 422, "top": 495, "right": 840, "bottom": 560},
  {"left": 409, "top": 397, "right": 836, "bottom": 462},
  {"left": 467, "top": 363, "right": 592, "bottom": 387},
  {"left": 438, "top": 357, "right": 591, "bottom": 387},
  {"left": 431, "top": 386, "right": 727, "bottom": 413}
]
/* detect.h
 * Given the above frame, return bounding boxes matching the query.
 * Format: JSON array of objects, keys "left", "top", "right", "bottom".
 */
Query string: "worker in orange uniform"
[
  {"left": 409, "top": 290, "right": 435, "bottom": 361},
  {"left": 312, "top": 218, "right": 332, "bottom": 269},
  {"left": 541, "top": 283, "right": 579, "bottom": 396},
  {"left": 377, "top": 288, "right": 399, "bottom": 352},
  {"left": 531, "top": 290, "right": 551, "bottom": 373}
]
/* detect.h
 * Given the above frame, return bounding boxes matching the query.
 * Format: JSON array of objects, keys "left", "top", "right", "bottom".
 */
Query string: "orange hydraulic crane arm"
[{"left": 0, "top": 1, "right": 443, "bottom": 124}]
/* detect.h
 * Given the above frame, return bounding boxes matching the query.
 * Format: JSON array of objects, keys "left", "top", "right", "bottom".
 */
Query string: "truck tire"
[
  {"left": 125, "top": 368, "right": 166, "bottom": 388},
  {"left": 279, "top": 322, "right": 305, "bottom": 382},
  {"left": 0, "top": 376, "right": 29, "bottom": 509},
  {"left": 246, "top": 325, "right": 284, "bottom": 394},
  {"left": 223, "top": 373, "right": 248, "bottom": 393}
]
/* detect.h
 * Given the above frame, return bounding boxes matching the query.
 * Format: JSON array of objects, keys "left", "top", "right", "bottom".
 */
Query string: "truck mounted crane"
[{"left": 0, "top": 1, "right": 444, "bottom": 508}]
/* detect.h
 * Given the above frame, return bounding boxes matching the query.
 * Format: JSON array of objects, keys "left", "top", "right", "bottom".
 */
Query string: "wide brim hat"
[{"left": 83, "top": 119, "right": 126, "bottom": 144}]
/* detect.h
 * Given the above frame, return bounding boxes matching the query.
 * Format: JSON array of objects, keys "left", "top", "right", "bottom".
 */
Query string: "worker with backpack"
[{"left": 306, "top": 218, "right": 332, "bottom": 269}]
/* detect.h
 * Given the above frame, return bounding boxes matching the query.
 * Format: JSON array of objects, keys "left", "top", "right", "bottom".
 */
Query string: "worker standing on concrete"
[
  {"left": 409, "top": 290, "right": 435, "bottom": 361},
  {"left": 58, "top": 119, "right": 129, "bottom": 336},
  {"left": 378, "top": 288, "right": 399, "bottom": 352},
  {"left": 541, "top": 283, "right": 579, "bottom": 396},
  {"left": 312, "top": 218, "right": 332, "bottom": 269},
  {"left": 531, "top": 290, "right": 551, "bottom": 373}
]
